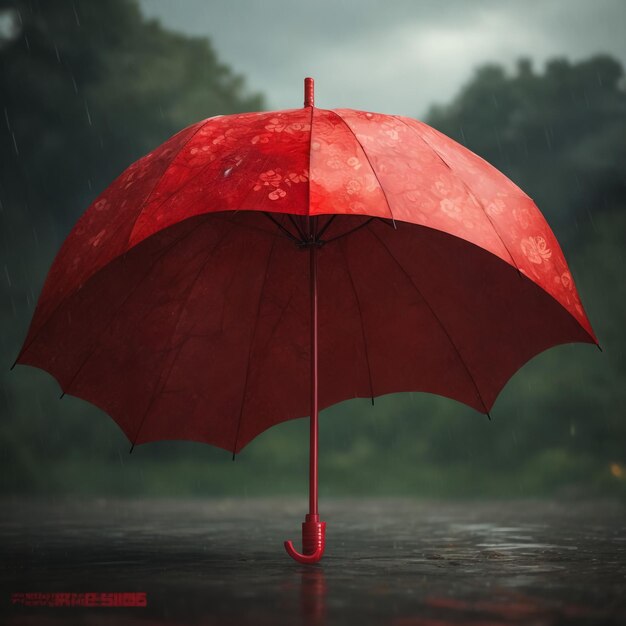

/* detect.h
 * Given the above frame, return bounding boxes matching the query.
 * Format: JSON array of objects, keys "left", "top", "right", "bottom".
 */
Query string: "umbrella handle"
[{"left": 284, "top": 517, "right": 326, "bottom": 564}]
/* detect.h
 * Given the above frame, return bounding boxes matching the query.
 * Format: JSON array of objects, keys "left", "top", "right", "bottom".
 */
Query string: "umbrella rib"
[
  {"left": 125, "top": 117, "right": 218, "bottom": 249},
  {"left": 17, "top": 121, "right": 221, "bottom": 365},
  {"left": 287, "top": 213, "right": 307, "bottom": 241},
  {"left": 316, "top": 214, "right": 337, "bottom": 240},
  {"left": 127, "top": 116, "right": 279, "bottom": 250},
  {"left": 393, "top": 116, "right": 520, "bottom": 274},
  {"left": 212, "top": 213, "right": 294, "bottom": 242},
  {"left": 367, "top": 223, "right": 491, "bottom": 415},
  {"left": 131, "top": 222, "right": 238, "bottom": 451},
  {"left": 229, "top": 281, "right": 298, "bottom": 446},
  {"left": 57, "top": 216, "right": 213, "bottom": 399},
  {"left": 248, "top": 288, "right": 296, "bottom": 388},
  {"left": 324, "top": 217, "right": 375, "bottom": 244},
  {"left": 228, "top": 151, "right": 288, "bottom": 454},
  {"left": 126, "top": 155, "right": 256, "bottom": 248},
  {"left": 327, "top": 110, "right": 396, "bottom": 227},
  {"left": 263, "top": 212, "right": 301, "bottom": 243},
  {"left": 338, "top": 239, "right": 375, "bottom": 404},
  {"left": 232, "top": 238, "right": 277, "bottom": 456}
]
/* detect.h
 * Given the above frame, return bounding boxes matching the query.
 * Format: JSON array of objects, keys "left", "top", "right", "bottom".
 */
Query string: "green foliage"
[
  {"left": 0, "top": 0, "right": 263, "bottom": 231},
  {"left": 0, "top": 0, "right": 265, "bottom": 493},
  {"left": 1, "top": 2, "right": 624, "bottom": 498},
  {"left": 427, "top": 56, "right": 626, "bottom": 242}
]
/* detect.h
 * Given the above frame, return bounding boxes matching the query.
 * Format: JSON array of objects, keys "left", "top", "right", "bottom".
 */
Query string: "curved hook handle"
[
  {"left": 284, "top": 518, "right": 326, "bottom": 564},
  {"left": 284, "top": 539, "right": 324, "bottom": 564}
]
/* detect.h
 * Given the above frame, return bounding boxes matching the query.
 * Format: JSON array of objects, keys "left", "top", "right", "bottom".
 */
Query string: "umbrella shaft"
[{"left": 309, "top": 244, "right": 319, "bottom": 518}]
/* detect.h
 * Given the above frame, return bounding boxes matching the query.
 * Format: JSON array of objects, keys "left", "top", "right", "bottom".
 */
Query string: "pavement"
[{"left": 1, "top": 497, "right": 625, "bottom": 625}]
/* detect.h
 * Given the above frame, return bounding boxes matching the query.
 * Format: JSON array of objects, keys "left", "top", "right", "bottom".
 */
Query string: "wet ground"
[{"left": 1, "top": 497, "right": 625, "bottom": 625}]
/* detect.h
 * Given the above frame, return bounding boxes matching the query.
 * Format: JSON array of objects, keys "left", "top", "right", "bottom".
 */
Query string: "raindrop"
[
  {"left": 574, "top": 174, "right": 583, "bottom": 194},
  {"left": 72, "top": 2, "right": 81, "bottom": 26},
  {"left": 543, "top": 127, "right": 552, "bottom": 150},
  {"left": 84, "top": 99, "right": 92, "bottom": 126},
  {"left": 586, "top": 209, "right": 597, "bottom": 232},
  {"left": 3, "top": 264, "right": 10, "bottom": 287},
  {"left": 494, "top": 128, "right": 502, "bottom": 156}
]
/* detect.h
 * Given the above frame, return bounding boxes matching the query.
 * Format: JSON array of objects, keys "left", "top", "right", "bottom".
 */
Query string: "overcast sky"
[{"left": 139, "top": 0, "right": 626, "bottom": 117}]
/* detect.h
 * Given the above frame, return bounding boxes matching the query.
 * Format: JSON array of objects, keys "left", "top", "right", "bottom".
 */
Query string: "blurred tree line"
[{"left": 1, "top": 0, "right": 624, "bottom": 498}]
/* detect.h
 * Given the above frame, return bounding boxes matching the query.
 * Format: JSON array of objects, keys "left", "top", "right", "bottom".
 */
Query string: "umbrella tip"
[
  {"left": 486, "top": 412, "right": 492, "bottom": 421},
  {"left": 596, "top": 343, "right": 603, "bottom": 352},
  {"left": 9, "top": 359, "right": 17, "bottom": 371},
  {"left": 59, "top": 392, "right": 65, "bottom": 400},
  {"left": 304, "top": 77, "right": 314, "bottom": 108}
]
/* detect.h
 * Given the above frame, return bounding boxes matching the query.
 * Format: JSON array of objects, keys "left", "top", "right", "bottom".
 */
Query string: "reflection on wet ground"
[{"left": 1, "top": 498, "right": 625, "bottom": 624}]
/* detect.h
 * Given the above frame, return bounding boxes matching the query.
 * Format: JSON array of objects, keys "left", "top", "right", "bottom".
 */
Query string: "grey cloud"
[{"left": 139, "top": 0, "right": 626, "bottom": 116}]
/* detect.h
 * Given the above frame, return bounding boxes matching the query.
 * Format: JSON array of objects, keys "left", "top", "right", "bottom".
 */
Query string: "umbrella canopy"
[{"left": 15, "top": 78, "right": 597, "bottom": 563}]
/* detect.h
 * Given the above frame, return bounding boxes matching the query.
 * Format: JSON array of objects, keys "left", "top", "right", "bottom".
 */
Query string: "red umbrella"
[{"left": 15, "top": 78, "right": 597, "bottom": 564}]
